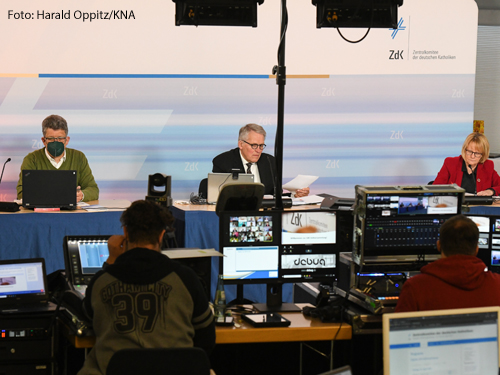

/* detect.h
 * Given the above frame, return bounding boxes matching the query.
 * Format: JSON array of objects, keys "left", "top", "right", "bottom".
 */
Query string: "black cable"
[
  {"left": 336, "top": 0, "right": 374, "bottom": 43},
  {"left": 276, "top": 4, "right": 288, "bottom": 63}
]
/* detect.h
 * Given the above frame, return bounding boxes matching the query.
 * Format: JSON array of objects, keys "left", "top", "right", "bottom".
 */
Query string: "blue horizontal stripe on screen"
[
  {"left": 428, "top": 337, "right": 497, "bottom": 346},
  {"left": 0, "top": 290, "right": 42, "bottom": 296},
  {"left": 390, "top": 343, "right": 421, "bottom": 349},
  {"left": 38, "top": 74, "right": 270, "bottom": 79},
  {"left": 238, "top": 271, "right": 278, "bottom": 280}
]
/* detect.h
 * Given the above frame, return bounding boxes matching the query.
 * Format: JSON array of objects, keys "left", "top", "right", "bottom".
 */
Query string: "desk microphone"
[
  {"left": 0, "top": 158, "right": 11, "bottom": 186},
  {"left": 0, "top": 158, "right": 20, "bottom": 212}
]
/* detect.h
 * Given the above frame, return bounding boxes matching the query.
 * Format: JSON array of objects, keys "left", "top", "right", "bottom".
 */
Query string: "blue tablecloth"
[
  {"left": 0, "top": 211, "right": 123, "bottom": 274},
  {"left": 467, "top": 206, "right": 500, "bottom": 215},
  {"left": 170, "top": 205, "right": 293, "bottom": 305},
  {"left": 0, "top": 206, "right": 292, "bottom": 305}
]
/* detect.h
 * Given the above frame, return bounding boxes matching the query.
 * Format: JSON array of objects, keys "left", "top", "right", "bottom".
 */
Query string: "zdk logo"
[{"left": 390, "top": 17, "right": 406, "bottom": 39}]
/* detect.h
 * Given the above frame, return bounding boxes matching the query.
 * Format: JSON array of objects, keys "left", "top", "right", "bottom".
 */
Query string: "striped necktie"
[{"left": 246, "top": 163, "right": 252, "bottom": 174}]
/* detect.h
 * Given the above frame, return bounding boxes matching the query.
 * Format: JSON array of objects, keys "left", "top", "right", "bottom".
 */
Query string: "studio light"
[
  {"left": 312, "top": 0, "right": 403, "bottom": 29},
  {"left": 173, "top": 0, "right": 265, "bottom": 27}
]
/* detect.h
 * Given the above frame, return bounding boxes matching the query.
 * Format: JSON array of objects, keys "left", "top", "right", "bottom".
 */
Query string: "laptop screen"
[
  {"left": 383, "top": 307, "right": 500, "bottom": 375},
  {"left": 0, "top": 259, "right": 48, "bottom": 305},
  {"left": 207, "top": 173, "right": 254, "bottom": 204}
]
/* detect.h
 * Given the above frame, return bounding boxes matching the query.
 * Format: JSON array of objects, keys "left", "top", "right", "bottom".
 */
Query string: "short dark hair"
[
  {"left": 42, "top": 115, "right": 68, "bottom": 137},
  {"left": 439, "top": 214, "right": 479, "bottom": 256},
  {"left": 238, "top": 123, "right": 266, "bottom": 142},
  {"left": 120, "top": 200, "right": 174, "bottom": 246}
]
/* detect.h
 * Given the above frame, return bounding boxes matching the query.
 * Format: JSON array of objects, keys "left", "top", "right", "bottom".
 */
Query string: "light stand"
[{"left": 273, "top": 0, "right": 287, "bottom": 211}]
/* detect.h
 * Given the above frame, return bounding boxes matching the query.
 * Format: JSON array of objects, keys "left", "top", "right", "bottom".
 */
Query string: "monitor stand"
[
  {"left": 253, "top": 283, "right": 301, "bottom": 313},
  {"left": 227, "top": 284, "right": 254, "bottom": 306}
]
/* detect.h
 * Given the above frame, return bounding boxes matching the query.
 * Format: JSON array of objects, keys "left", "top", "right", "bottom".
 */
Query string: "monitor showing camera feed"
[
  {"left": 282, "top": 211, "right": 336, "bottom": 245},
  {"left": 220, "top": 210, "right": 339, "bottom": 284},
  {"left": 220, "top": 211, "right": 280, "bottom": 284},
  {"left": 229, "top": 215, "right": 274, "bottom": 243},
  {"left": 490, "top": 217, "right": 500, "bottom": 270},
  {"left": 281, "top": 210, "right": 337, "bottom": 282},
  {"left": 467, "top": 215, "right": 491, "bottom": 250}
]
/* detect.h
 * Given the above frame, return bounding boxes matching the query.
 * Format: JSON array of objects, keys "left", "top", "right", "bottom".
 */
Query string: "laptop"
[
  {"left": 0, "top": 258, "right": 58, "bottom": 314},
  {"left": 383, "top": 306, "right": 500, "bottom": 375},
  {"left": 207, "top": 172, "right": 254, "bottom": 204},
  {"left": 22, "top": 169, "right": 77, "bottom": 209}
]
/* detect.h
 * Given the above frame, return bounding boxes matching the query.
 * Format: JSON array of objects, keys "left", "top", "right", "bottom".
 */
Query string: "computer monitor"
[
  {"left": 353, "top": 185, "right": 465, "bottom": 265},
  {"left": 383, "top": 306, "right": 500, "bottom": 375},
  {"left": 466, "top": 214, "right": 500, "bottom": 273},
  {"left": 466, "top": 214, "right": 493, "bottom": 268},
  {"left": 219, "top": 209, "right": 342, "bottom": 312},
  {"left": 281, "top": 210, "right": 338, "bottom": 283}
]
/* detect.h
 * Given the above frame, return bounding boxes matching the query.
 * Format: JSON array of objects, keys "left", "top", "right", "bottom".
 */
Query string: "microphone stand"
[
  {"left": 0, "top": 158, "right": 11, "bottom": 186},
  {"left": 469, "top": 164, "right": 477, "bottom": 195}
]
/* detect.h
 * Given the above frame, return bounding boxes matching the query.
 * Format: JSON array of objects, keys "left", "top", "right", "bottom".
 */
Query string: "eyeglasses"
[
  {"left": 465, "top": 149, "right": 482, "bottom": 158},
  {"left": 44, "top": 137, "right": 67, "bottom": 142},
  {"left": 242, "top": 140, "right": 266, "bottom": 150}
]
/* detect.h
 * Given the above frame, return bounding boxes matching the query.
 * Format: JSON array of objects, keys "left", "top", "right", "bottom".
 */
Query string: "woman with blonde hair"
[{"left": 434, "top": 132, "right": 500, "bottom": 196}]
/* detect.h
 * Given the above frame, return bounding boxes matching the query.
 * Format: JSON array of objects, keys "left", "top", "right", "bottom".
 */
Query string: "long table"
[
  {"left": 0, "top": 203, "right": 125, "bottom": 274},
  {"left": 62, "top": 306, "right": 352, "bottom": 374}
]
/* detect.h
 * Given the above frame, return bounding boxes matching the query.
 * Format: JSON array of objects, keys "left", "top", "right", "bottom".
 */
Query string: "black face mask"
[{"left": 47, "top": 141, "right": 65, "bottom": 158}]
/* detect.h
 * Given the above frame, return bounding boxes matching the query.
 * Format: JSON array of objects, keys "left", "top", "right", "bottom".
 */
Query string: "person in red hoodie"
[
  {"left": 433, "top": 132, "right": 500, "bottom": 196},
  {"left": 395, "top": 214, "right": 500, "bottom": 312}
]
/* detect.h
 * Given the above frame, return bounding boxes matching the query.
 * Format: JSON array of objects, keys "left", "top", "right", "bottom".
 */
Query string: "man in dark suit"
[{"left": 212, "top": 123, "right": 309, "bottom": 197}]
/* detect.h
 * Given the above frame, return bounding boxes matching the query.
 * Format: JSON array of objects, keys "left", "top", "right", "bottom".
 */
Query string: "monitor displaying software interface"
[
  {"left": 363, "top": 191, "right": 461, "bottom": 257},
  {"left": 221, "top": 210, "right": 338, "bottom": 283},
  {"left": 383, "top": 307, "right": 500, "bottom": 375},
  {"left": 466, "top": 215, "right": 500, "bottom": 273},
  {"left": 0, "top": 260, "right": 46, "bottom": 299}
]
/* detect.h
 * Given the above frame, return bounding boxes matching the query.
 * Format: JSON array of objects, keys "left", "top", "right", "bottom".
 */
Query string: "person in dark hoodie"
[
  {"left": 395, "top": 214, "right": 500, "bottom": 312},
  {"left": 77, "top": 200, "right": 215, "bottom": 375}
]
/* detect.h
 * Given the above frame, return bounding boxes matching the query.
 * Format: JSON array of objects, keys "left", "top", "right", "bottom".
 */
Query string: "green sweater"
[{"left": 16, "top": 148, "right": 99, "bottom": 202}]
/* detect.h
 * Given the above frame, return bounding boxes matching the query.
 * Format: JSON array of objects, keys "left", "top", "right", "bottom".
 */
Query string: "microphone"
[
  {"left": 267, "top": 155, "right": 277, "bottom": 199},
  {"left": 0, "top": 158, "right": 20, "bottom": 212},
  {"left": 0, "top": 157, "right": 11, "bottom": 186},
  {"left": 469, "top": 164, "right": 477, "bottom": 195}
]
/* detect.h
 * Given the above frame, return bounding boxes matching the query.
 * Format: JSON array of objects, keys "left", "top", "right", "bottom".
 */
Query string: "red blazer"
[{"left": 434, "top": 156, "right": 500, "bottom": 195}]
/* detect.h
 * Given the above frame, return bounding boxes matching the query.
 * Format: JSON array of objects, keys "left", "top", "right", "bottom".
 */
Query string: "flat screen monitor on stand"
[{"left": 219, "top": 209, "right": 340, "bottom": 312}]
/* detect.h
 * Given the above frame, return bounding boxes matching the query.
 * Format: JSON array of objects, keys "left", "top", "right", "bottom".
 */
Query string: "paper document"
[
  {"left": 292, "top": 195, "right": 325, "bottom": 206},
  {"left": 282, "top": 175, "right": 319, "bottom": 192}
]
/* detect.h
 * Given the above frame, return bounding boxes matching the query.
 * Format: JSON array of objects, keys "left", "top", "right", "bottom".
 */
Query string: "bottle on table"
[{"left": 214, "top": 274, "right": 226, "bottom": 318}]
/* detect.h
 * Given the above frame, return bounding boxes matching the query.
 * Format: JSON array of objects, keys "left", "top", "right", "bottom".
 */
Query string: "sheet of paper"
[
  {"left": 282, "top": 175, "right": 319, "bottom": 192},
  {"left": 292, "top": 194, "right": 325, "bottom": 206},
  {"left": 84, "top": 205, "right": 108, "bottom": 212},
  {"left": 161, "top": 248, "right": 222, "bottom": 259}
]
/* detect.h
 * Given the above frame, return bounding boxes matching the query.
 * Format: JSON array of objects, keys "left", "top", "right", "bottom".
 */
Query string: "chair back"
[
  {"left": 199, "top": 178, "right": 208, "bottom": 199},
  {"left": 106, "top": 347, "right": 211, "bottom": 375}
]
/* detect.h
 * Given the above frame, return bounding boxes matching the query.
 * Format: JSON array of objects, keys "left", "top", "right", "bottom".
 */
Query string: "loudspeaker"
[{"left": 145, "top": 173, "right": 172, "bottom": 207}]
